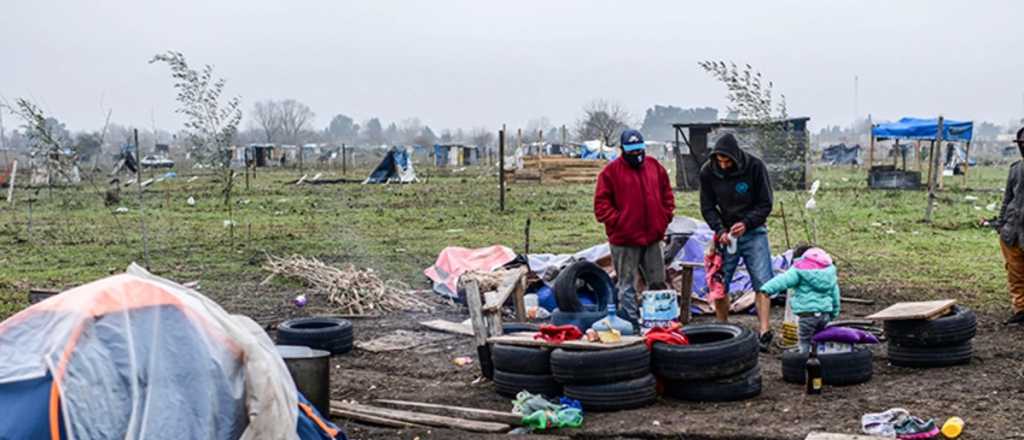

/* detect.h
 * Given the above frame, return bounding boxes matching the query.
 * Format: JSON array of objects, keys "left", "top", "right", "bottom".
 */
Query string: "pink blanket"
[{"left": 424, "top": 245, "right": 517, "bottom": 298}]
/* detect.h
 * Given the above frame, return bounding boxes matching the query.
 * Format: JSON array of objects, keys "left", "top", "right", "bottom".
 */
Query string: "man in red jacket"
[{"left": 594, "top": 129, "right": 676, "bottom": 327}]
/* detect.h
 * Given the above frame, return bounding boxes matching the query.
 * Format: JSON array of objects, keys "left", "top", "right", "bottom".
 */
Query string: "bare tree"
[
  {"left": 251, "top": 100, "right": 283, "bottom": 143},
  {"left": 469, "top": 127, "right": 494, "bottom": 148},
  {"left": 575, "top": 100, "right": 632, "bottom": 147},
  {"left": 279, "top": 99, "right": 314, "bottom": 144}
]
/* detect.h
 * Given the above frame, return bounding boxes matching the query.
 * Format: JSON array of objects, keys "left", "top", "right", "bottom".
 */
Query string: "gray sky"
[{"left": 2, "top": 0, "right": 1022, "bottom": 134}]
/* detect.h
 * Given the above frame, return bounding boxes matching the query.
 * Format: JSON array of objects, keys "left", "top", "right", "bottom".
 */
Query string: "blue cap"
[{"left": 620, "top": 129, "right": 645, "bottom": 152}]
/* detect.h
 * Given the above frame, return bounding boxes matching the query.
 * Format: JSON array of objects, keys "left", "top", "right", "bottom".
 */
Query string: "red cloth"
[
  {"left": 704, "top": 235, "right": 726, "bottom": 301},
  {"left": 533, "top": 324, "right": 583, "bottom": 344},
  {"left": 593, "top": 157, "right": 675, "bottom": 247},
  {"left": 644, "top": 323, "right": 689, "bottom": 350}
]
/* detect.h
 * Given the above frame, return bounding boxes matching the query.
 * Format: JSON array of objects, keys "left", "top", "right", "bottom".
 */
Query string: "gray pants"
[
  {"left": 797, "top": 313, "right": 832, "bottom": 353},
  {"left": 610, "top": 242, "right": 666, "bottom": 326}
]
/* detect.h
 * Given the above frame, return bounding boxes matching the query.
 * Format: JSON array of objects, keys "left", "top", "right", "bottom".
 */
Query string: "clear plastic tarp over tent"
[{"left": 872, "top": 117, "right": 973, "bottom": 142}]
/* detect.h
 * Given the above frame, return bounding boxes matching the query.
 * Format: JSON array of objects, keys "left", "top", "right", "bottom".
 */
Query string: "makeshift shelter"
[
  {"left": 869, "top": 117, "right": 974, "bottom": 190},
  {"left": 433, "top": 144, "right": 479, "bottom": 167},
  {"left": 364, "top": 147, "right": 417, "bottom": 184},
  {"left": 579, "top": 140, "right": 617, "bottom": 160},
  {"left": 672, "top": 118, "right": 811, "bottom": 190},
  {"left": 821, "top": 143, "right": 861, "bottom": 165},
  {"left": 0, "top": 264, "right": 343, "bottom": 440}
]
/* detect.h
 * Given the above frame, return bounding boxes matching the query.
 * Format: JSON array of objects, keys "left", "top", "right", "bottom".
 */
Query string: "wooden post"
[
  {"left": 512, "top": 276, "right": 526, "bottom": 322},
  {"left": 342, "top": 144, "right": 347, "bottom": 175},
  {"left": 6, "top": 160, "right": 15, "bottom": 206},
  {"left": 134, "top": 129, "right": 150, "bottom": 268},
  {"left": 678, "top": 266, "right": 694, "bottom": 324},
  {"left": 868, "top": 129, "right": 875, "bottom": 169},
  {"left": 938, "top": 141, "right": 946, "bottom": 190},
  {"left": 925, "top": 140, "right": 935, "bottom": 187},
  {"left": 464, "top": 280, "right": 493, "bottom": 379},
  {"left": 962, "top": 141, "right": 971, "bottom": 188},
  {"left": 915, "top": 140, "right": 922, "bottom": 172},
  {"left": 925, "top": 117, "right": 944, "bottom": 223},
  {"left": 498, "top": 125, "right": 506, "bottom": 212}
]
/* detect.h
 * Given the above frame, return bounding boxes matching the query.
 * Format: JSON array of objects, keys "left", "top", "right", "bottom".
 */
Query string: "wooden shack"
[{"left": 511, "top": 155, "right": 607, "bottom": 184}]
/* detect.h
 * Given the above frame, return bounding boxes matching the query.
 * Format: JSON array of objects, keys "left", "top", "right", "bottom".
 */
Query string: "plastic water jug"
[{"left": 590, "top": 304, "right": 634, "bottom": 336}]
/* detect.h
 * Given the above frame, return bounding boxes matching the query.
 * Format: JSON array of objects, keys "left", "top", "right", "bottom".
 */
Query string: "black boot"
[
  {"left": 1005, "top": 311, "right": 1024, "bottom": 325},
  {"left": 758, "top": 330, "right": 774, "bottom": 352}
]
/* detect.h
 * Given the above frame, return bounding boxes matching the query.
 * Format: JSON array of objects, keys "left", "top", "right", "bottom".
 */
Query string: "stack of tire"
[
  {"left": 550, "top": 261, "right": 616, "bottom": 331},
  {"left": 781, "top": 348, "right": 873, "bottom": 386},
  {"left": 490, "top": 344, "right": 561, "bottom": 398},
  {"left": 551, "top": 345, "right": 656, "bottom": 412},
  {"left": 276, "top": 317, "right": 354, "bottom": 355},
  {"left": 651, "top": 324, "right": 762, "bottom": 402},
  {"left": 884, "top": 305, "right": 976, "bottom": 368}
]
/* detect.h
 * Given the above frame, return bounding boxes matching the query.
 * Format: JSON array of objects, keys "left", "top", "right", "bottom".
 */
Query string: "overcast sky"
[{"left": 2, "top": 0, "right": 1022, "bottom": 135}]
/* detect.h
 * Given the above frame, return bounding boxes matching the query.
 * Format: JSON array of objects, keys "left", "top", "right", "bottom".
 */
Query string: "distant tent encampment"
[{"left": 364, "top": 147, "right": 418, "bottom": 184}]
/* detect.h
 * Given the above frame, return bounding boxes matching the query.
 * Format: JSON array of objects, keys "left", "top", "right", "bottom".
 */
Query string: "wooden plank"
[
  {"left": 464, "top": 280, "right": 489, "bottom": 346},
  {"left": 331, "top": 402, "right": 510, "bottom": 433},
  {"left": 488, "top": 333, "right": 643, "bottom": 350},
  {"left": 866, "top": 299, "right": 956, "bottom": 321},
  {"left": 419, "top": 319, "right": 474, "bottom": 336},
  {"left": 482, "top": 267, "right": 527, "bottom": 312},
  {"left": 512, "top": 274, "right": 526, "bottom": 321},
  {"left": 374, "top": 400, "right": 523, "bottom": 425},
  {"left": 678, "top": 266, "right": 693, "bottom": 324},
  {"left": 330, "top": 407, "right": 428, "bottom": 429},
  {"left": 806, "top": 433, "right": 885, "bottom": 440},
  {"left": 840, "top": 296, "right": 875, "bottom": 305}
]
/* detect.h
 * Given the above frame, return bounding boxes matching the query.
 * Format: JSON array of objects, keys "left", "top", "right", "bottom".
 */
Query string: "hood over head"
[{"left": 709, "top": 133, "right": 749, "bottom": 176}]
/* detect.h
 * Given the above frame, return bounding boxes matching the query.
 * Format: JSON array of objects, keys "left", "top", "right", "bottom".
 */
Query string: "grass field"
[{"left": 0, "top": 161, "right": 1015, "bottom": 320}]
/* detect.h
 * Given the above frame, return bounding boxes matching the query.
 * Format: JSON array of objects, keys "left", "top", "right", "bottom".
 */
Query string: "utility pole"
[
  {"left": 925, "top": 116, "right": 944, "bottom": 223},
  {"left": 499, "top": 125, "right": 506, "bottom": 212}
]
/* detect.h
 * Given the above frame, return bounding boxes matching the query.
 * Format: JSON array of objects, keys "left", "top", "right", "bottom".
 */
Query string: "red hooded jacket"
[{"left": 594, "top": 156, "right": 676, "bottom": 247}]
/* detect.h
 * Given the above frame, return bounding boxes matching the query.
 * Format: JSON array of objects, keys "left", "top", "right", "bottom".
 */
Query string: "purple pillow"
[{"left": 812, "top": 326, "right": 879, "bottom": 344}]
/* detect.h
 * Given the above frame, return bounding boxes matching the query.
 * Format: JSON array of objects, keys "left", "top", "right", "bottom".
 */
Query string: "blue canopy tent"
[{"left": 872, "top": 117, "right": 973, "bottom": 142}]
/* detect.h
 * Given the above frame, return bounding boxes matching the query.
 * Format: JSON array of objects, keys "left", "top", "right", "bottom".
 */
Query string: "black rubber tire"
[
  {"left": 493, "top": 369, "right": 561, "bottom": 398},
  {"left": 276, "top": 317, "right": 353, "bottom": 354},
  {"left": 884, "top": 306, "right": 977, "bottom": 347},
  {"left": 491, "top": 344, "right": 551, "bottom": 375},
  {"left": 563, "top": 374, "right": 657, "bottom": 412},
  {"left": 651, "top": 323, "right": 758, "bottom": 381},
  {"left": 552, "top": 261, "right": 613, "bottom": 313},
  {"left": 550, "top": 344, "right": 650, "bottom": 385},
  {"left": 781, "top": 348, "right": 873, "bottom": 386},
  {"left": 663, "top": 366, "right": 762, "bottom": 402},
  {"left": 887, "top": 340, "right": 973, "bottom": 368},
  {"left": 502, "top": 322, "right": 539, "bottom": 334}
]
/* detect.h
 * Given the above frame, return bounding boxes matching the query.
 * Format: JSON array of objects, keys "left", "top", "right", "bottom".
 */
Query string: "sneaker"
[
  {"left": 758, "top": 330, "right": 774, "bottom": 353},
  {"left": 1005, "top": 311, "right": 1024, "bottom": 325}
]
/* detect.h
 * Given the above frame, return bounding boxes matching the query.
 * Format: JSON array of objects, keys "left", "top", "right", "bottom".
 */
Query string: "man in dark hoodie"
[
  {"left": 699, "top": 133, "right": 775, "bottom": 350},
  {"left": 594, "top": 129, "right": 676, "bottom": 327},
  {"left": 997, "top": 127, "right": 1024, "bottom": 325}
]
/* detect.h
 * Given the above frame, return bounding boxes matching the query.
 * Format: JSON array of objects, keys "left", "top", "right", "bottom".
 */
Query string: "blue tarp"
[{"left": 872, "top": 117, "right": 973, "bottom": 142}]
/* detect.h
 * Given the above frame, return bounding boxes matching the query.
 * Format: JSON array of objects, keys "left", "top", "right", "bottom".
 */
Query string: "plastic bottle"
[
  {"left": 941, "top": 417, "right": 964, "bottom": 438},
  {"left": 590, "top": 304, "right": 634, "bottom": 336},
  {"left": 806, "top": 344, "right": 822, "bottom": 395}
]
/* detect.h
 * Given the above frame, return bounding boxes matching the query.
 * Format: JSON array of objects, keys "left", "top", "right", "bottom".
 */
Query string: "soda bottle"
[{"left": 806, "top": 343, "right": 823, "bottom": 395}]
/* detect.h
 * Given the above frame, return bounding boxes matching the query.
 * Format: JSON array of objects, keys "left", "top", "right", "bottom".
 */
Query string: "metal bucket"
[{"left": 277, "top": 345, "right": 331, "bottom": 415}]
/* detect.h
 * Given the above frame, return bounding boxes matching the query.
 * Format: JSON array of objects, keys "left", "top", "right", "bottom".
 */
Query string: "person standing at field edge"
[
  {"left": 593, "top": 129, "right": 676, "bottom": 328},
  {"left": 699, "top": 133, "right": 776, "bottom": 351},
  {"left": 997, "top": 126, "right": 1024, "bottom": 325}
]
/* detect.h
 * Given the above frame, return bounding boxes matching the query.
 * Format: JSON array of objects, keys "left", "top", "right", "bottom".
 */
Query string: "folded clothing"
[
  {"left": 534, "top": 324, "right": 583, "bottom": 344},
  {"left": 644, "top": 322, "right": 690, "bottom": 350}
]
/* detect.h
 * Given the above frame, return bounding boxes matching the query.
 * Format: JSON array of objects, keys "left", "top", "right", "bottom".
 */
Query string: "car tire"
[
  {"left": 502, "top": 322, "right": 539, "bottom": 334},
  {"left": 887, "top": 340, "right": 973, "bottom": 368},
  {"left": 663, "top": 366, "right": 762, "bottom": 402},
  {"left": 552, "top": 261, "right": 613, "bottom": 313},
  {"left": 781, "top": 348, "right": 873, "bottom": 385},
  {"left": 883, "top": 306, "right": 976, "bottom": 347},
  {"left": 276, "top": 317, "right": 353, "bottom": 354},
  {"left": 550, "top": 344, "right": 650, "bottom": 385},
  {"left": 651, "top": 324, "right": 758, "bottom": 381},
  {"left": 563, "top": 374, "right": 657, "bottom": 412},
  {"left": 491, "top": 344, "right": 551, "bottom": 375},
  {"left": 493, "top": 369, "right": 561, "bottom": 398}
]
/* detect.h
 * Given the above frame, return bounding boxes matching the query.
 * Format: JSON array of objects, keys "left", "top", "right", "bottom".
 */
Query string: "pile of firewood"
[{"left": 262, "top": 254, "right": 431, "bottom": 315}]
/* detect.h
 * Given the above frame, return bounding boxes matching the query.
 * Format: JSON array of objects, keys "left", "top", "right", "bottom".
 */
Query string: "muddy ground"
[{"left": 258, "top": 287, "right": 1024, "bottom": 440}]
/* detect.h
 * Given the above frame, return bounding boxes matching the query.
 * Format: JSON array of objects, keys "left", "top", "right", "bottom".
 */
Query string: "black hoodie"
[{"left": 698, "top": 133, "right": 773, "bottom": 234}]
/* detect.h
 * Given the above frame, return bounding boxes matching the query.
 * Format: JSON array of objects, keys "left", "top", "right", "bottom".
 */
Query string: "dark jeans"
[
  {"left": 610, "top": 242, "right": 666, "bottom": 326},
  {"left": 797, "top": 312, "right": 831, "bottom": 353},
  {"left": 720, "top": 226, "right": 774, "bottom": 295}
]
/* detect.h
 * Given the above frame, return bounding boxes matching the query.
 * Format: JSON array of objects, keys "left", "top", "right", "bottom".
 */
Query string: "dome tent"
[{"left": 0, "top": 264, "right": 343, "bottom": 440}]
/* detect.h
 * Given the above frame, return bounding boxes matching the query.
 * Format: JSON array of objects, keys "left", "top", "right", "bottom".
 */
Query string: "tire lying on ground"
[
  {"left": 651, "top": 323, "right": 758, "bottom": 381},
  {"left": 493, "top": 369, "right": 562, "bottom": 398},
  {"left": 887, "top": 340, "right": 973, "bottom": 368},
  {"left": 781, "top": 347, "right": 873, "bottom": 385},
  {"left": 563, "top": 374, "right": 657, "bottom": 412},
  {"left": 276, "top": 317, "right": 353, "bottom": 354},
  {"left": 490, "top": 344, "right": 551, "bottom": 375},
  {"left": 884, "top": 305, "right": 977, "bottom": 347},
  {"left": 550, "top": 344, "right": 650, "bottom": 385},
  {"left": 552, "top": 261, "right": 613, "bottom": 313},
  {"left": 663, "top": 366, "right": 762, "bottom": 402}
]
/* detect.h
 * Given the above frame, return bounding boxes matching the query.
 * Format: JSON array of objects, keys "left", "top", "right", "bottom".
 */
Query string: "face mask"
[{"left": 624, "top": 152, "right": 645, "bottom": 168}]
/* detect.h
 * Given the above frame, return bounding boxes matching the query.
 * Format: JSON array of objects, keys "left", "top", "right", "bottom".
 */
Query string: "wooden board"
[
  {"left": 866, "top": 299, "right": 956, "bottom": 321},
  {"left": 806, "top": 433, "right": 886, "bottom": 440},
  {"left": 374, "top": 399, "right": 523, "bottom": 425},
  {"left": 419, "top": 319, "right": 474, "bottom": 336},
  {"left": 488, "top": 333, "right": 643, "bottom": 350},
  {"left": 331, "top": 401, "right": 510, "bottom": 433},
  {"left": 482, "top": 267, "right": 527, "bottom": 312},
  {"left": 330, "top": 407, "right": 427, "bottom": 429}
]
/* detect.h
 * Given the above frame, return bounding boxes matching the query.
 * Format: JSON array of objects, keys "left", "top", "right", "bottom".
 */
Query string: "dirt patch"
[{"left": 316, "top": 296, "right": 1024, "bottom": 440}]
